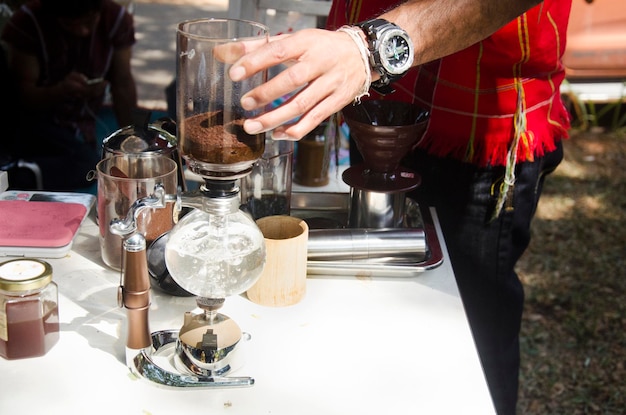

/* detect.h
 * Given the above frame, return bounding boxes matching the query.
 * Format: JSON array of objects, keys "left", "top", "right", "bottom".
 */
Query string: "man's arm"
[
  {"left": 7, "top": 48, "right": 78, "bottom": 111},
  {"left": 225, "top": 0, "right": 543, "bottom": 139},
  {"left": 381, "top": 0, "right": 542, "bottom": 68},
  {"left": 6, "top": 46, "right": 109, "bottom": 112}
]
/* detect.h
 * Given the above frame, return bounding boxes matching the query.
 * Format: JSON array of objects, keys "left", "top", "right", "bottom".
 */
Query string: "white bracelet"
[{"left": 337, "top": 25, "right": 371, "bottom": 104}]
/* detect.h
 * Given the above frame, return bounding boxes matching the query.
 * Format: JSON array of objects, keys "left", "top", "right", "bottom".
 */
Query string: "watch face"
[{"left": 379, "top": 28, "right": 414, "bottom": 75}]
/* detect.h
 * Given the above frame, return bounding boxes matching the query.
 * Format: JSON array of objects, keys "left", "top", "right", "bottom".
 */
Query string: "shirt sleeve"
[
  {"left": 103, "top": 0, "right": 135, "bottom": 50},
  {"left": 1, "top": 7, "right": 40, "bottom": 55}
]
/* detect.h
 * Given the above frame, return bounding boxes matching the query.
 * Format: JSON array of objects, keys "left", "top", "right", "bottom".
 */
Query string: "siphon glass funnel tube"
[{"left": 176, "top": 18, "right": 269, "bottom": 181}]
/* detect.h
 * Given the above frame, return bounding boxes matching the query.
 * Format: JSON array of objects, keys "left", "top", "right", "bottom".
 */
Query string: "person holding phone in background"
[{"left": 1, "top": 0, "right": 137, "bottom": 190}]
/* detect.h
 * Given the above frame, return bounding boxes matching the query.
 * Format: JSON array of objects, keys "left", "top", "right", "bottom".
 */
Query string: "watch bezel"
[
  {"left": 358, "top": 18, "right": 415, "bottom": 93},
  {"left": 377, "top": 27, "right": 414, "bottom": 76}
]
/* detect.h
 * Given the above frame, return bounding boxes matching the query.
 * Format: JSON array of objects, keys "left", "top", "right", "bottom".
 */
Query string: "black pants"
[{"left": 404, "top": 142, "right": 564, "bottom": 415}]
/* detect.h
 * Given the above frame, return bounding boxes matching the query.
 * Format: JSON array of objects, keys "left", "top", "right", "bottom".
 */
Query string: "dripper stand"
[
  {"left": 110, "top": 184, "right": 258, "bottom": 389},
  {"left": 341, "top": 100, "right": 429, "bottom": 228}
]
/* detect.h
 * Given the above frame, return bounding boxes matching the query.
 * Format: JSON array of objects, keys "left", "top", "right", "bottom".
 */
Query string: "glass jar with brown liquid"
[
  {"left": 294, "top": 122, "right": 330, "bottom": 187},
  {"left": 0, "top": 258, "right": 60, "bottom": 360}
]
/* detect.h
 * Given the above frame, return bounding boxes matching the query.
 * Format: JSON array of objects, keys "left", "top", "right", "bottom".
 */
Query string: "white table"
[{"left": 0, "top": 205, "right": 495, "bottom": 414}]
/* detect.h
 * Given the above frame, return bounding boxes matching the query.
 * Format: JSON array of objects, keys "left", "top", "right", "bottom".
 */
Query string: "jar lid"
[{"left": 0, "top": 258, "right": 53, "bottom": 292}]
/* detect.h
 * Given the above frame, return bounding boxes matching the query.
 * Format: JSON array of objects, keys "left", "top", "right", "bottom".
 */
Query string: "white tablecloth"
[{"left": 0, "top": 207, "right": 495, "bottom": 415}]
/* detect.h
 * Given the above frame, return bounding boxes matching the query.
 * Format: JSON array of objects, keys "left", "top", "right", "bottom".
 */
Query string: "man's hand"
[
  {"left": 60, "top": 72, "right": 106, "bottom": 100},
  {"left": 218, "top": 28, "right": 368, "bottom": 140}
]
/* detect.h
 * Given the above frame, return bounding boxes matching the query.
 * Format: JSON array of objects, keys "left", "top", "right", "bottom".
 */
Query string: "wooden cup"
[{"left": 247, "top": 216, "right": 309, "bottom": 307}]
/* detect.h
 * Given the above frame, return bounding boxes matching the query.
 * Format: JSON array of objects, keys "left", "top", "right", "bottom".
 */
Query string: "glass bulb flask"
[{"left": 165, "top": 180, "right": 266, "bottom": 376}]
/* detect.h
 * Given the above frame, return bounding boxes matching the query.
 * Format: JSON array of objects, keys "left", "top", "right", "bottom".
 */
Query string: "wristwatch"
[{"left": 358, "top": 18, "right": 414, "bottom": 95}]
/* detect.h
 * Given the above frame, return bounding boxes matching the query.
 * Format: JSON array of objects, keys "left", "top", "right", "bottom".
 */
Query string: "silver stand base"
[{"left": 126, "top": 329, "right": 254, "bottom": 389}]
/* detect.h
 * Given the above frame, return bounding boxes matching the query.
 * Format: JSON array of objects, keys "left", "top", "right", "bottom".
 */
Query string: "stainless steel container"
[
  {"left": 101, "top": 113, "right": 186, "bottom": 190},
  {"left": 346, "top": 188, "right": 407, "bottom": 228},
  {"left": 308, "top": 228, "right": 426, "bottom": 262}
]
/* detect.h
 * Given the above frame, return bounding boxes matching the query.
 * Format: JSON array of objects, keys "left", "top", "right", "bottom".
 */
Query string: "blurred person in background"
[
  {"left": 1, "top": 0, "right": 136, "bottom": 190},
  {"left": 218, "top": 0, "right": 572, "bottom": 413}
]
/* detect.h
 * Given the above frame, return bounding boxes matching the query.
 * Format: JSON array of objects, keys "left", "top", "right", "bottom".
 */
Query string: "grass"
[{"left": 516, "top": 126, "right": 626, "bottom": 414}]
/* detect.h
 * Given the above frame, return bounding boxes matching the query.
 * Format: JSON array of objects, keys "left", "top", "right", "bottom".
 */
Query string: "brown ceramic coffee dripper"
[{"left": 341, "top": 100, "right": 429, "bottom": 228}]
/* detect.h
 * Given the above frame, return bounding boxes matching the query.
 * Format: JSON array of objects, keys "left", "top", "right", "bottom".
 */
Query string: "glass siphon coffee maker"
[
  {"left": 168, "top": 17, "right": 270, "bottom": 381},
  {"left": 114, "top": 18, "right": 270, "bottom": 388}
]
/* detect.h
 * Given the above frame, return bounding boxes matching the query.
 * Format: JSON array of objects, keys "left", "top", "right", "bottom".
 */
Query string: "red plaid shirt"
[{"left": 328, "top": 0, "right": 572, "bottom": 167}]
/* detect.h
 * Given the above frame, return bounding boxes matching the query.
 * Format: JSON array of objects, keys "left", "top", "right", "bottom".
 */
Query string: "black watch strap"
[{"left": 371, "top": 78, "right": 398, "bottom": 95}]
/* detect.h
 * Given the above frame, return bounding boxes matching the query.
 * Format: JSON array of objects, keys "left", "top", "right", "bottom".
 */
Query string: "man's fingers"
[
  {"left": 213, "top": 41, "right": 247, "bottom": 63},
  {"left": 213, "top": 37, "right": 270, "bottom": 64},
  {"left": 229, "top": 32, "right": 310, "bottom": 81},
  {"left": 242, "top": 75, "right": 353, "bottom": 139},
  {"left": 240, "top": 61, "right": 314, "bottom": 111}
]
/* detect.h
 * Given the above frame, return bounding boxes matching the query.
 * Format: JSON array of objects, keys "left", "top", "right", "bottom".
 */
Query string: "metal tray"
[{"left": 290, "top": 192, "right": 443, "bottom": 277}]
